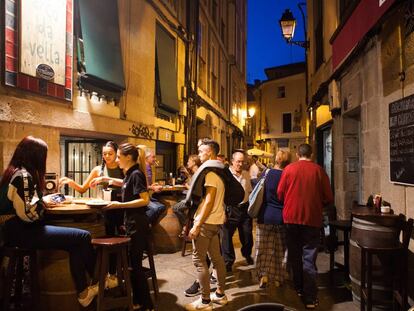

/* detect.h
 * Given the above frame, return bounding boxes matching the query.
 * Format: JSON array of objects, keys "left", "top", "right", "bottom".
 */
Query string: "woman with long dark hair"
[
  {"left": 0, "top": 136, "right": 97, "bottom": 307},
  {"left": 103, "top": 143, "right": 153, "bottom": 310}
]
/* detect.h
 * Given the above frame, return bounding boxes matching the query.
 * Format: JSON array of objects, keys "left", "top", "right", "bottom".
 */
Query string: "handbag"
[{"left": 247, "top": 169, "right": 269, "bottom": 218}]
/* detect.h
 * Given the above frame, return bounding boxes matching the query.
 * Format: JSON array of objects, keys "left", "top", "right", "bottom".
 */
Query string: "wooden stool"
[
  {"left": 2, "top": 246, "right": 40, "bottom": 311},
  {"left": 328, "top": 219, "right": 351, "bottom": 282},
  {"left": 181, "top": 218, "right": 193, "bottom": 257},
  {"left": 359, "top": 216, "right": 413, "bottom": 311},
  {"left": 92, "top": 237, "right": 133, "bottom": 311},
  {"left": 142, "top": 230, "right": 159, "bottom": 308}
]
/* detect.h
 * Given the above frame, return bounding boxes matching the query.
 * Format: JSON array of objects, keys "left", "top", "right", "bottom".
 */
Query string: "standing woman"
[
  {"left": 60, "top": 141, "right": 124, "bottom": 198},
  {"left": 60, "top": 141, "right": 124, "bottom": 236},
  {"left": 103, "top": 143, "right": 153, "bottom": 310},
  {"left": 0, "top": 136, "right": 97, "bottom": 307},
  {"left": 255, "top": 150, "right": 291, "bottom": 289}
]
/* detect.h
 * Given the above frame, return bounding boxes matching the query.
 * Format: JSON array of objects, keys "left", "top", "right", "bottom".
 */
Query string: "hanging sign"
[{"left": 20, "top": 0, "right": 66, "bottom": 85}]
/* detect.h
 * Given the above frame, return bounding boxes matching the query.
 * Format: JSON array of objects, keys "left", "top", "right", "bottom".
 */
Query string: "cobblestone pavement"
[{"left": 151, "top": 237, "right": 358, "bottom": 311}]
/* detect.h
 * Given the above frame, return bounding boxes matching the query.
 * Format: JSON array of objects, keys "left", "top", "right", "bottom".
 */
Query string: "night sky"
[{"left": 247, "top": 0, "right": 306, "bottom": 84}]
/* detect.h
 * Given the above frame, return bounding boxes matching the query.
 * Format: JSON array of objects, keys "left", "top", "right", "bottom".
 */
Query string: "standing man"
[
  {"left": 185, "top": 139, "right": 227, "bottom": 311},
  {"left": 277, "top": 144, "right": 333, "bottom": 309},
  {"left": 221, "top": 151, "right": 253, "bottom": 272}
]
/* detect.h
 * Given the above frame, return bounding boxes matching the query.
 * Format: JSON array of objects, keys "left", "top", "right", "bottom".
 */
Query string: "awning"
[
  {"left": 77, "top": 0, "right": 125, "bottom": 100},
  {"left": 247, "top": 148, "right": 274, "bottom": 158}
]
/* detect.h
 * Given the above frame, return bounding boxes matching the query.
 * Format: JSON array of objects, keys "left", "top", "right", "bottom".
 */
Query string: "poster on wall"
[
  {"left": 20, "top": 0, "right": 66, "bottom": 85},
  {"left": 389, "top": 94, "right": 414, "bottom": 186}
]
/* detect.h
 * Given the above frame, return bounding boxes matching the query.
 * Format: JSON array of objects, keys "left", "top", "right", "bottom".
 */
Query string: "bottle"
[{"left": 169, "top": 172, "right": 175, "bottom": 186}]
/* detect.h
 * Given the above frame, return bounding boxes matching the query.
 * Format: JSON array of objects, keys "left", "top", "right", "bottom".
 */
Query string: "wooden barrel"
[
  {"left": 153, "top": 196, "right": 182, "bottom": 253},
  {"left": 349, "top": 215, "right": 400, "bottom": 310},
  {"left": 38, "top": 249, "right": 80, "bottom": 311},
  {"left": 39, "top": 209, "right": 105, "bottom": 311}
]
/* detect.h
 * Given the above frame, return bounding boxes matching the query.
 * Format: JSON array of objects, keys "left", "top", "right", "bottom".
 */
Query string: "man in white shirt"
[
  {"left": 222, "top": 151, "right": 253, "bottom": 272},
  {"left": 185, "top": 139, "right": 227, "bottom": 311}
]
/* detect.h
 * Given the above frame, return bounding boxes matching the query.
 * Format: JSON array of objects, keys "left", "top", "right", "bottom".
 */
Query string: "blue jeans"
[
  {"left": 285, "top": 224, "right": 319, "bottom": 301},
  {"left": 145, "top": 197, "right": 166, "bottom": 225},
  {"left": 4, "top": 217, "right": 95, "bottom": 293}
]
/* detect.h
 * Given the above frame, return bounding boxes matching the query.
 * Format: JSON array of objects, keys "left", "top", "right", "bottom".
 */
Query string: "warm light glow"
[
  {"left": 279, "top": 9, "right": 296, "bottom": 41},
  {"left": 248, "top": 107, "right": 256, "bottom": 117},
  {"left": 241, "top": 110, "right": 247, "bottom": 120}
]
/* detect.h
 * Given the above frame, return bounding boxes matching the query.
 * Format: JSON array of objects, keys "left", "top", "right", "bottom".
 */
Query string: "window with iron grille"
[{"left": 61, "top": 139, "right": 105, "bottom": 198}]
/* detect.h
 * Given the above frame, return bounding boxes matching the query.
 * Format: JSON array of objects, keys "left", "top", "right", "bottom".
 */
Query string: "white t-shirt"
[
  {"left": 249, "top": 163, "right": 260, "bottom": 179},
  {"left": 230, "top": 168, "right": 252, "bottom": 203},
  {"left": 194, "top": 171, "right": 225, "bottom": 225}
]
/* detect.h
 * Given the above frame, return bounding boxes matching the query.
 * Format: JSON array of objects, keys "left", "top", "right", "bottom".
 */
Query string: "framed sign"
[
  {"left": 20, "top": 0, "right": 67, "bottom": 85},
  {"left": 389, "top": 94, "right": 414, "bottom": 185}
]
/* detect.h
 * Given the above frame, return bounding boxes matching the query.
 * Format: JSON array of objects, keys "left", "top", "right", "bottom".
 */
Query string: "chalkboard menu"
[{"left": 389, "top": 94, "right": 414, "bottom": 185}]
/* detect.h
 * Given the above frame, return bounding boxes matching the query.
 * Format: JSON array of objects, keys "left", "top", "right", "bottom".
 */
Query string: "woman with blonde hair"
[
  {"left": 255, "top": 150, "right": 291, "bottom": 289},
  {"left": 102, "top": 143, "right": 154, "bottom": 310}
]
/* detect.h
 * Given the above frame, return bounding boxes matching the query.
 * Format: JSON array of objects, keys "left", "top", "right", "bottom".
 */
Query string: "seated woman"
[
  {"left": 0, "top": 136, "right": 97, "bottom": 307},
  {"left": 103, "top": 143, "right": 154, "bottom": 311}
]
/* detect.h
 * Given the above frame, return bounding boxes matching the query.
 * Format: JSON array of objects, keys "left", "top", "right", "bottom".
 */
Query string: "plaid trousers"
[{"left": 255, "top": 223, "right": 288, "bottom": 283}]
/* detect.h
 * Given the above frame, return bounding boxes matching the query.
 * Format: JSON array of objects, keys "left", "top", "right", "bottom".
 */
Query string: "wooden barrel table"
[
  {"left": 153, "top": 190, "right": 183, "bottom": 253},
  {"left": 40, "top": 204, "right": 105, "bottom": 311},
  {"left": 349, "top": 207, "right": 400, "bottom": 310}
]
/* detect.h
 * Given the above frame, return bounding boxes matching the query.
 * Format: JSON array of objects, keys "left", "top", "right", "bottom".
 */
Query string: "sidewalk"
[{"left": 151, "top": 238, "right": 358, "bottom": 310}]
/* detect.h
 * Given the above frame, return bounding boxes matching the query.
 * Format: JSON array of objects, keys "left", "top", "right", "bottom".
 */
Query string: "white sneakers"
[
  {"left": 185, "top": 292, "right": 228, "bottom": 310},
  {"left": 77, "top": 274, "right": 118, "bottom": 308},
  {"left": 78, "top": 283, "right": 99, "bottom": 307},
  {"left": 184, "top": 297, "right": 213, "bottom": 310},
  {"left": 210, "top": 292, "right": 228, "bottom": 305},
  {"left": 105, "top": 274, "right": 119, "bottom": 289}
]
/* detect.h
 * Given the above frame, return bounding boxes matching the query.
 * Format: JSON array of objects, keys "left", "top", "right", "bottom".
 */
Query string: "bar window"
[
  {"left": 75, "top": 0, "right": 125, "bottom": 103},
  {"left": 155, "top": 23, "right": 179, "bottom": 114}
]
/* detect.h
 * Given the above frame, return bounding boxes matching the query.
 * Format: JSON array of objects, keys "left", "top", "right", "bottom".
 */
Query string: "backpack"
[
  {"left": 247, "top": 169, "right": 269, "bottom": 218},
  {"left": 211, "top": 167, "right": 245, "bottom": 207}
]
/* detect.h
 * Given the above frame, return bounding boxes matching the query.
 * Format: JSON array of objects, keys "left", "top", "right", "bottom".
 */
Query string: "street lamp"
[
  {"left": 279, "top": 2, "right": 313, "bottom": 143},
  {"left": 279, "top": 5, "right": 309, "bottom": 48}
]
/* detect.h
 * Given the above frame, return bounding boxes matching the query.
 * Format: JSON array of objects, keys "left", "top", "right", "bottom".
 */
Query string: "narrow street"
[{"left": 153, "top": 232, "right": 357, "bottom": 310}]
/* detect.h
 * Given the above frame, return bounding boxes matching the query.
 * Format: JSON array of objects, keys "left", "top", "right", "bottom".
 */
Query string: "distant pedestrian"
[
  {"left": 221, "top": 150, "right": 253, "bottom": 272},
  {"left": 249, "top": 155, "right": 265, "bottom": 187},
  {"left": 255, "top": 150, "right": 291, "bottom": 289},
  {"left": 277, "top": 144, "right": 333, "bottom": 309}
]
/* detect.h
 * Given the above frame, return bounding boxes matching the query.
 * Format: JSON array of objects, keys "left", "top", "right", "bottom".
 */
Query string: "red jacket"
[{"left": 277, "top": 160, "right": 334, "bottom": 228}]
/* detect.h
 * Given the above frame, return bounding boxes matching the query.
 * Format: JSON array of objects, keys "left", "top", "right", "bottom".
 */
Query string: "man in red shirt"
[{"left": 277, "top": 143, "right": 333, "bottom": 309}]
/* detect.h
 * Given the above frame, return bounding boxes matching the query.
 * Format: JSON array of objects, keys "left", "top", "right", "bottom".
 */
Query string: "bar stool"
[
  {"left": 142, "top": 229, "right": 159, "bottom": 303},
  {"left": 328, "top": 219, "right": 351, "bottom": 282},
  {"left": 359, "top": 215, "right": 413, "bottom": 311},
  {"left": 181, "top": 219, "right": 193, "bottom": 257},
  {"left": 92, "top": 237, "right": 133, "bottom": 311},
  {"left": 2, "top": 246, "right": 40, "bottom": 311}
]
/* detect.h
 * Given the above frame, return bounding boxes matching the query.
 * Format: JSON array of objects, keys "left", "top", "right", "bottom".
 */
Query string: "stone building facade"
[
  {"left": 0, "top": 0, "right": 246, "bottom": 187},
  {"left": 252, "top": 63, "right": 308, "bottom": 159},
  {"left": 307, "top": 0, "right": 414, "bottom": 301}
]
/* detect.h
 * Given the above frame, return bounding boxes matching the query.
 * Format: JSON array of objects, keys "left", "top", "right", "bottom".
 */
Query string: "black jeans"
[
  {"left": 125, "top": 212, "right": 153, "bottom": 309},
  {"left": 221, "top": 203, "right": 253, "bottom": 266},
  {"left": 285, "top": 224, "right": 320, "bottom": 301}
]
